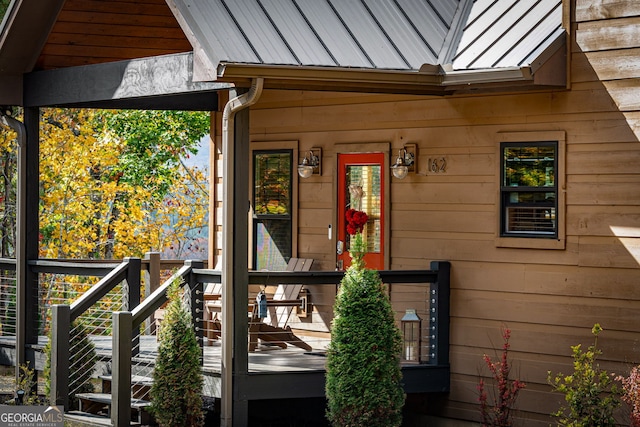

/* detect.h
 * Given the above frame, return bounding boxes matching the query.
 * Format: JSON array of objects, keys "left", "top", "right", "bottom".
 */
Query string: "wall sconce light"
[
  {"left": 391, "top": 143, "right": 417, "bottom": 179},
  {"left": 401, "top": 308, "right": 421, "bottom": 364},
  {"left": 298, "top": 147, "right": 321, "bottom": 178}
]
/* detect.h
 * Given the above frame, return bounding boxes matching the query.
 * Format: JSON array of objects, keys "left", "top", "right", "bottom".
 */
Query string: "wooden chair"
[{"left": 205, "top": 258, "right": 314, "bottom": 352}]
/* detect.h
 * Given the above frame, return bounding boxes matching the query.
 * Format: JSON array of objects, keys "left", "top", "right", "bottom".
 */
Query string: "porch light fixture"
[
  {"left": 298, "top": 147, "right": 321, "bottom": 178},
  {"left": 401, "top": 308, "right": 421, "bottom": 363},
  {"left": 391, "top": 143, "right": 416, "bottom": 179}
]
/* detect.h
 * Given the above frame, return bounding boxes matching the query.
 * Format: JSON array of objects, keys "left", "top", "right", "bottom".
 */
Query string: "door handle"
[{"left": 336, "top": 240, "right": 344, "bottom": 255}]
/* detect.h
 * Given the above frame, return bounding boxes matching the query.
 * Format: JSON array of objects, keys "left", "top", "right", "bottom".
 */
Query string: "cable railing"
[
  {"left": 2, "top": 254, "right": 449, "bottom": 426},
  {"left": 0, "top": 258, "right": 17, "bottom": 338}
]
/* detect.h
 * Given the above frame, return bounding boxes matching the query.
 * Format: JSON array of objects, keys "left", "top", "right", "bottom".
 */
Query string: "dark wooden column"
[
  {"left": 232, "top": 95, "right": 250, "bottom": 426},
  {"left": 16, "top": 106, "right": 40, "bottom": 377}
]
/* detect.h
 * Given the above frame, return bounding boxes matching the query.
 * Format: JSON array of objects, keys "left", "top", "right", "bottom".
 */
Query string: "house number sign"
[{"left": 427, "top": 157, "right": 447, "bottom": 173}]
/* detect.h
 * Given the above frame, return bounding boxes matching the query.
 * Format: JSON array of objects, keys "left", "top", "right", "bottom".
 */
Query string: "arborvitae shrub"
[
  {"left": 326, "top": 232, "right": 405, "bottom": 427},
  {"left": 150, "top": 279, "right": 204, "bottom": 427}
]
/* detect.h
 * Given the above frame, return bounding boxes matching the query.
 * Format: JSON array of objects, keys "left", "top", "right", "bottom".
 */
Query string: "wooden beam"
[{"left": 23, "top": 52, "right": 230, "bottom": 109}]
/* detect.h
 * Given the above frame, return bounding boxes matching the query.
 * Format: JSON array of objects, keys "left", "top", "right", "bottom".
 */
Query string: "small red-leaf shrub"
[{"left": 477, "top": 326, "right": 526, "bottom": 427}]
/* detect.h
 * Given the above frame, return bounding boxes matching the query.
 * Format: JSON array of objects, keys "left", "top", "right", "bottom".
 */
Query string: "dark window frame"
[
  {"left": 500, "top": 141, "right": 558, "bottom": 239},
  {"left": 252, "top": 149, "right": 293, "bottom": 270}
]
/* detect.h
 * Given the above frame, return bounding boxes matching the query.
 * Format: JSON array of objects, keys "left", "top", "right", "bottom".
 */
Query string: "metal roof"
[
  {"left": 452, "top": 0, "right": 564, "bottom": 70},
  {"left": 172, "top": 0, "right": 464, "bottom": 71},
  {"left": 171, "top": 0, "right": 563, "bottom": 75}
]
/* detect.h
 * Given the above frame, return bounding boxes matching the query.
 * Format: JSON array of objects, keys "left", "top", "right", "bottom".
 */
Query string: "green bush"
[
  {"left": 44, "top": 319, "right": 97, "bottom": 409},
  {"left": 150, "top": 279, "right": 204, "bottom": 427},
  {"left": 326, "top": 232, "right": 405, "bottom": 427},
  {"left": 548, "top": 323, "right": 620, "bottom": 426}
]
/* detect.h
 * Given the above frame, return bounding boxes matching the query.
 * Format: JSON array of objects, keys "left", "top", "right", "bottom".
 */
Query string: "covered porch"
[{"left": 0, "top": 256, "right": 450, "bottom": 425}]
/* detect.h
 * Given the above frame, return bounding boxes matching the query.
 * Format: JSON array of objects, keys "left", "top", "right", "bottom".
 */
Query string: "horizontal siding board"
[
  {"left": 575, "top": 0, "right": 640, "bottom": 22},
  {"left": 604, "top": 79, "right": 640, "bottom": 111},
  {"left": 587, "top": 48, "right": 640, "bottom": 80},
  {"left": 577, "top": 17, "right": 640, "bottom": 52},
  {"left": 567, "top": 148, "right": 640, "bottom": 174},
  {"left": 452, "top": 289, "right": 640, "bottom": 332},
  {"left": 567, "top": 181, "right": 640, "bottom": 206}
]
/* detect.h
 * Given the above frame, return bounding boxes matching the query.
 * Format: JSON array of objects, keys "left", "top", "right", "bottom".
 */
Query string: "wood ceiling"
[{"left": 35, "top": 0, "right": 192, "bottom": 70}]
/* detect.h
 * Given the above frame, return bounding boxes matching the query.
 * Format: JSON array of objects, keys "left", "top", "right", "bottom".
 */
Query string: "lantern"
[{"left": 401, "top": 309, "right": 421, "bottom": 363}]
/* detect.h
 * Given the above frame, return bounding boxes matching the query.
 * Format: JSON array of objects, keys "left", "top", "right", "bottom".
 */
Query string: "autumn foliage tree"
[{"left": 34, "top": 108, "right": 209, "bottom": 260}]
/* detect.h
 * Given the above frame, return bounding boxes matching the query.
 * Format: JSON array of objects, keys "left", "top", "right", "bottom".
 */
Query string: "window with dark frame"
[
  {"left": 252, "top": 150, "right": 292, "bottom": 271},
  {"left": 501, "top": 141, "right": 558, "bottom": 238}
]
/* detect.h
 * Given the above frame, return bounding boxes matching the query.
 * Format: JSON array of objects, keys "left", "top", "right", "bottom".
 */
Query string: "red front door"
[{"left": 337, "top": 153, "right": 385, "bottom": 270}]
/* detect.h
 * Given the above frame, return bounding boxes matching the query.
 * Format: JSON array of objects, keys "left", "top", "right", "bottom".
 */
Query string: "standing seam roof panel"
[
  {"left": 396, "top": 0, "right": 457, "bottom": 57},
  {"left": 330, "top": 1, "right": 411, "bottom": 69},
  {"left": 452, "top": 0, "right": 564, "bottom": 70},
  {"left": 295, "top": 0, "right": 372, "bottom": 68},
  {"left": 429, "top": 0, "right": 460, "bottom": 23},
  {"left": 180, "top": 0, "right": 260, "bottom": 64},
  {"left": 364, "top": 0, "right": 438, "bottom": 67},
  {"left": 223, "top": 0, "right": 298, "bottom": 65},
  {"left": 453, "top": 0, "right": 520, "bottom": 67},
  {"left": 494, "top": 3, "right": 562, "bottom": 67},
  {"left": 467, "top": 0, "right": 558, "bottom": 69},
  {"left": 259, "top": 0, "right": 337, "bottom": 66}
]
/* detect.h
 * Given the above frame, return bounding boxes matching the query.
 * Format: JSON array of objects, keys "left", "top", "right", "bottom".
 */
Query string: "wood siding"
[
  {"left": 35, "top": 0, "right": 192, "bottom": 70},
  {"left": 236, "top": 3, "right": 640, "bottom": 422}
]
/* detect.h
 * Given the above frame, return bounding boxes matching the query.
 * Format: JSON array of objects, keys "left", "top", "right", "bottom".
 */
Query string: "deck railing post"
[
  {"left": 125, "top": 257, "right": 141, "bottom": 357},
  {"left": 112, "top": 311, "right": 132, "bottom": 427},
  {"left": 144, "top": 252, "right": 161, "bottom": 334},
  {"left": 50, "top": 304, "right": 70, "bottom": 410},
  {"left": 185, "top": 260, "right": 205, "bottom": 356},
  {"left": 429, "top": 261, "right": 451, "bottom": 366}
]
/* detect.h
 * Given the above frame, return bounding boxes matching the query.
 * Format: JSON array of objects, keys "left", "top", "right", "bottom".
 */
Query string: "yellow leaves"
[{"left": 38, "top": 108, "right": 209, "bottom": 260}]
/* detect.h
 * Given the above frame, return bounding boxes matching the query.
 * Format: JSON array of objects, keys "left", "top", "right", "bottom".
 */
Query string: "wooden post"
[
  {"left": 16, "top": 106, "right": 40, "bottom": 380},
  {"left": 124, "top": 258, "right": 141, "bottom": 357},
  {"left": 144, "top": 252, "right": 161, "bottom": 334},
  {"left": 221, "top": 81, "right": 263, "bottom": 427},
  {"left": 112, "top": 311, "right": 132, "bottom": 427},
  {"left": 49, "top": 305, "right": 70, "bottom": 410},
  {"left": 429, "top": 261, "right": 450, "bottom": 366},
  {"left": 186, "top": 260, "right": 205, "bottom": 353}
]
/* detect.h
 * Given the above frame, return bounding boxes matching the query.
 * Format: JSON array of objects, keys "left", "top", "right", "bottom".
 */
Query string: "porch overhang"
[
  {"left": 215, "top": 33, "right": 566, "bottom": 96},
  {"left": 19, "top": 52, "right": 231, "bottom": 110}
]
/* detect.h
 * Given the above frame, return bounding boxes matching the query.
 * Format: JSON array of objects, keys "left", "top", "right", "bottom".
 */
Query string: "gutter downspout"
[
  {"left": 220, "top": 78, "right": 264, "bottom": 427},
  {"left": 0, "top": 110, "right": 27, "bottom": 381}
]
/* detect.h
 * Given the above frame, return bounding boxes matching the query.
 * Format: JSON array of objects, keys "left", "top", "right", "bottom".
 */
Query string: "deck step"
[
  {"left": 65, "top": 410, "right": 141, "bottom": 427},
  {"left": 100, "top": 374, "right": 153, "bottom": 399},
  {"left": 76, "top": 392, "right": 154, "bottom": 425}
]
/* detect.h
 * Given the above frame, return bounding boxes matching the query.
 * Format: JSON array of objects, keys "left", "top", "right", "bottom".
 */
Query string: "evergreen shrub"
[
  {"left": 326, "top": 218, "right": 405, "bottom": 427},
  {"left": 150, "top": 279, "right": 204, "bottom": 427}
]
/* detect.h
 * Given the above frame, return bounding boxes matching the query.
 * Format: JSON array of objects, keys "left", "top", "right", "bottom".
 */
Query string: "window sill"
[{"left": 495, "top": 236, "right": 565, "bottom": 250}]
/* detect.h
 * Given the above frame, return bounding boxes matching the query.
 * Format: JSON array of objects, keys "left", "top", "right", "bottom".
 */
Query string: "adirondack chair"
[
  {"left": 267, "top": 257, "right": 312, "bottom": 328},
  {"left": 204, "top": 258, "right": 313, "bottom": 352}
]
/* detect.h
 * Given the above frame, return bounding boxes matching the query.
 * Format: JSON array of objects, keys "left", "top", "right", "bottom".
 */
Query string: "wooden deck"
[{"left": 0, "top": 334, "right": 449, "bottom": 400}]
